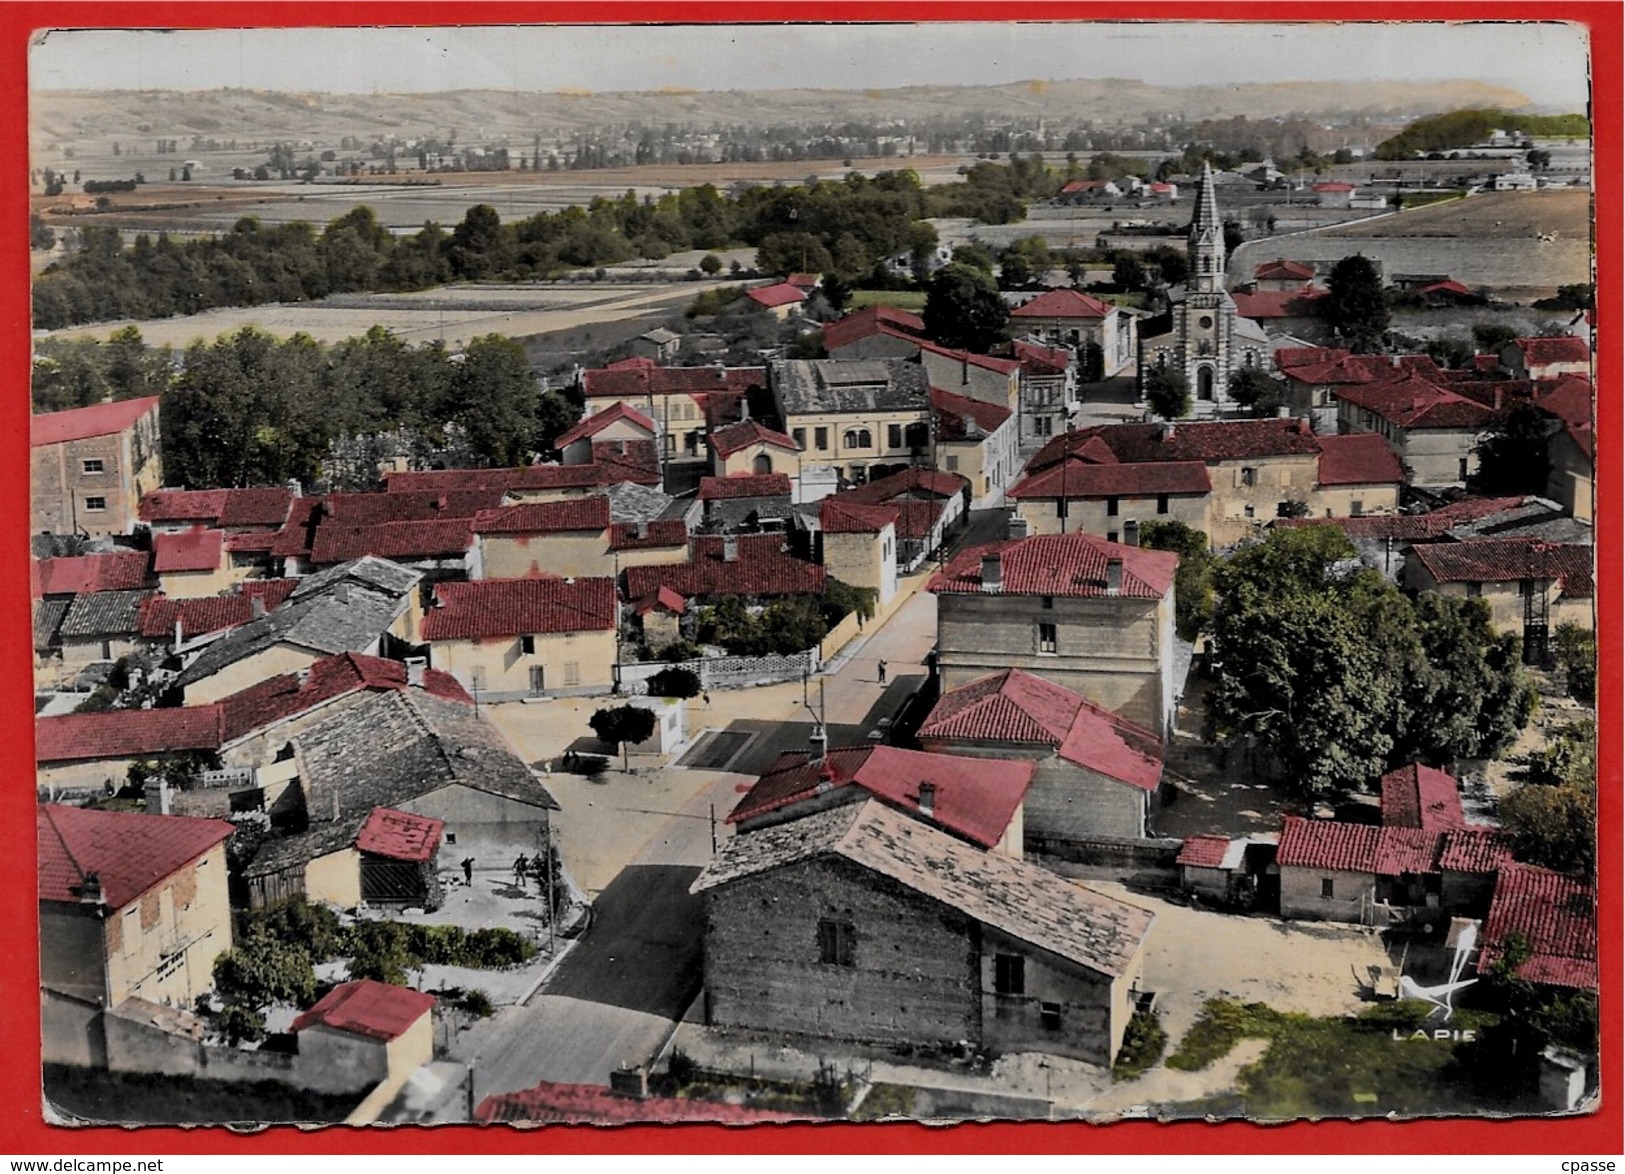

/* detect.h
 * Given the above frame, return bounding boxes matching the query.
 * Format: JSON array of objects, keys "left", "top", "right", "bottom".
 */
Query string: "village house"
[
  {"left": 1499, "top": 336, "right": 1590, "bottom": 381},
  {"left": 422, "top": 575, "right": 617, "bottom": 700},
  {"left": 57, "top": 588, "right": 155, "bottom": 677},
  {"left": 1252, "top": 258, "right": 1318, "bottom": 292},
  {"left": 770, "top": 358, "right": 933, "bottom": 492},
  {"left": 1535, "top": 375, "right": 1594, "bottom": 521},
  {"left": 1333, "top": 372, "right": 1503, "bottom": 489},
  {"left": 36, "top": 706, "right": 224, "bottom": 802},
  {"left": 930, "top": 532, "right": 1179, "bottom": 734},
  {"left": 269, "top": 489, "right": 503, "bottom": 578},
  {"left": 697, "top": 472, "right": 794, "bottom": 533},
  {"left": 745, "top": 281, "right": 808, "bottom": 320},
  {"left": 1477, "top": 863, "right": 1597, "bottom": 992},
  {"left": 706, "top": 419, "right": 804, "bottom": 485},
  {"left": 814, "top": 496, "right": 899, "bottom": 608},
  {"left": 632, "top": 585, "right": 688, "bottom": 651},
  {"left": 151, "top": 527, "right": 244, "bottom": 598},
  {"left": 579, "top": 359, "right": 764, "bottom": 469},
  {"left": 729, "top": 744, "right": 1032, "bottom": 857},
  {"left": 1230, "top": 287, "right": 1329, "bottom": 341},
  {"left": 822, "top": 304, "right": 927, "bottom": 360},
  {"left": 171, "top": 557, "right": 423, "bottom": 704},
  {"left": 32, "top": 550, "right": 154, "bottom": 684},
  {"left": 139, "top": 485, "right": 297, "bottom": 536},
  {"left": 1404, "top": 537, "right": 1594, "bottom": 658},
  {"left": 382, "top": 447, "right": 662, "bottom": 502},
  {"left": 553, "top": 401, "right": 658, "bottom": 467},
  {"left": 918, "top": 669, "right": 1165, "bottom": 850},
  {"left": 289, "top": 979, "right": 437, "bottom": 1098},
  {"left": 623, "top": 532, "right": 826, "bottom": 606},
  {"left": 32, "top": 396, "right": 164, "bottom": 538},
  {"left": 39, "top": 804, "right": 234, "bottom": 1067},
  {"left": 1311, "top": 433, "right": 1408, "bottom": 517},
  {"left": 136, "top": 581, "right": 300, "bottom": 658},
  {"left": 1274, "top": 348, "right": 1441, "bottom": 434},
  {"left": 837, "top": 467, "right": 967, "bottom": 572},
  {"left": 627, "top": 327, "right": 682, "bottom": 364},
  {"left": 1009, "top": 339, "right": 1078, "bottom": 448},
  {"left": 242, "top": 687, "right": 557, "bottom": 908},
  {"left": 469, "top": 496, "right": 680, "bottom": 580},
  {"left": 1009, "top": 288, "right": 1137, "bottom": 378},
  {"left": 917, "top": 340, "right": 1021, "bottom": 414},
  {"left": 691, "top": 799, "right": 1154, "bottom": 1068},
  {"left": 931, "top": 386, "right": 1019, "bottom": 504}
]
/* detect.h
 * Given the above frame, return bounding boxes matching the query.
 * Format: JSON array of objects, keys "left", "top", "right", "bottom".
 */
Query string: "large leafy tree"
[
  {"left": 1205, "top": 526, "right": 1531, "bottom": 796},
  {"left": 1323, "top": 253, "right": 1390, "bottom": 353},
  {"left": 1227, "top": 368, "right": 1285, "bottom": 415},
  {"left": 923, "top": 262, "right": 1009, "bottom": 352},
  {"left": 1144, "top": 365, "right": 1192, "bottom": 421},
  {"left": 590, "top": 705, "right": 659, "bottom": 770},
  {"left": 1471, "top": 405, "right": 1557, "bottom": 496},
  {"left": 1140, "top": 520, "right": 1217, "bottom": 641},
  {"left": 449, "top": 334, "right": 540, "bottom": 467}
]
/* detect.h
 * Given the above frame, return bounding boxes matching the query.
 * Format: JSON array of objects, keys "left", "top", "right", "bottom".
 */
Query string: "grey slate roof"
[
  {"left": 1445, "top": 498, "right": 1593, "bottom": 545},
  {"left": 59, "top": 590, "right": 153, "bottom": 639},
  {"left": 606, "top": 481, "right": 675, "bottom": 525},
  {"left": 174, "top": 568, "right": 414, "bottom": 691},
  {"left": 290, "top": 555, "right": 422, "bottom": 601},
  {"left": 772, "top": 358, "right": 930, "bottom": 415},
  {"left": 246, "top": 689, "right": 557, "bottom": 879},
  {"left": 34, "top": 598, "right": 70, "bottom": 652},
  {"left": 692, "top": 799, "right": 1154, "bottom": 979}
]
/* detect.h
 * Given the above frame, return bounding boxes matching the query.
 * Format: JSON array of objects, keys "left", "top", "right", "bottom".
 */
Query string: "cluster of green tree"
[
  {"left": 1204, "top": 527, "right": 1533, "bottom": 796},
  {"left": 209, "top": 896, "right": 535, "bottom": 1043},
  {"left": 1323, "top": 254, "right": 1390, "bottom": 352},
  {"left": 32, "top": 327, "right": 173, "bottom": 413},
  {"left": 1470, "top": 405, "right": 1556, "bottom": 497},
  {"left": 1179, "top": 116, "right": 1360, "bottom": 167},
  {"left": 1499, "top": 716, "right": 1595, "bottom": 877},
  {"left": 1454, "top": 932, "right": 1597, "bottom": 1101},
  {"left": 697, "top": 595, "right": 832, "bottom": 657},
  {"left": 923, "top": 263, "right": 1010, "bottom": 352},
  {"left": 1139, "top": 521, "right": 1217, "bottom": 642},
  {"left": 1533, "top": 283, "right": 1594, "bottom": 313},
  {"left": 1227, "top": 368, "right": 1286, "bottom": 416},
  {"left": 1374, "top": 109, "right": 1589, "bottom": 160},
  {"left": 1143, "top": 366, "right": 1192, "bottom": 421},
  {"left": 1553, "top": 623, "right": 1595, "bottom": 704},
  {"left": 82, "top": 178, "right": 140, "bottom": 194}
]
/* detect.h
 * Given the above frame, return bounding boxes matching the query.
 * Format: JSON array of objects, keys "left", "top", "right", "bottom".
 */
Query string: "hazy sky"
[{"left": 30, "top": 22, "right": 1590, "bottom": 109}]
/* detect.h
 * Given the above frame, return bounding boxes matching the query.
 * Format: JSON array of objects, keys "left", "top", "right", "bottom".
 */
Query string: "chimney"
[
  {"left": 1493, "top": 387, "right": 1504, "bottom": 410},
  {"left": 287, "top": 479, "right": 302, "bottom": 498},
  {"left": 336, "top": 583, "right": 351, "bottom": 604},
  {"left": 406, "top": 656, "right": 427, "bottom": 687},
  {"left": 635, "top": 520, "right": 649, "bottom": 540},
  {"left": 722, "top": 535, "right": 739, "bottom": 563},
  {"left": 980, "top": 552, "right": 1003, "bottom": 593},
  {"left": 808, "top": 728, "right": 829, "bottom": 769},
  {"left": 609, "top": 1065, "right": 650, "bottom": 1100},
  {"left": 1105, "top": 557, "right": 1123, "bottom": 595},
  {"left": 1277, "top": 405, "right": 1291, "bottom": 419},
  {"left": 250, "top": 595, "right": 267, "bottom": 619},
  {"left": 739, "top": 397, "right": 750, "bottom": 422},
  {"left": 77, "top": 872, "right": 104, "bottom": 906},
  {"left": 1123, "top": 520, "right": 1140, "bottom": 547},
  {"left": 1161, "top": 423, "right": 1176, "bottom": 442},
  {"left": 332, "top": 789, "right": 341, "bottom": 822},
  {"left": 917, "top": 782, "right": 937, "bottom": 819}
]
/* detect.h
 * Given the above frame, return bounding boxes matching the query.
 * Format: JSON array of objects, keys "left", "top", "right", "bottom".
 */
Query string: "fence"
[{"left": 618, "top": 647, "right": 821, "bottom": 695}]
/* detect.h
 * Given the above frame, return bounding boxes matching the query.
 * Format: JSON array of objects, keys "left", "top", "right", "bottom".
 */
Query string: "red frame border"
[{"left": 3, "top": 2, "right": 1618, "bottom": 1155}]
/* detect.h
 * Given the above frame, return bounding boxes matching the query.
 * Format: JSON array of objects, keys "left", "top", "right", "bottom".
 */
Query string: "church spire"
[{"left": 1188, "top": 162, "right": 1226, "bottom": 294}]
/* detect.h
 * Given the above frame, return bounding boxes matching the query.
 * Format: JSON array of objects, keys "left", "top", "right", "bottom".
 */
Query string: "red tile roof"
[
  {"left": 699, "top": 473, "right": 793, "bottom": 501},
  {"left": 152, "top": 527, "right": 225, "bottom": 573},
  {"left": 289, "top": 979, "right": 436, "bottom": 1041},
  {"left": 1177, "top": 835, "right": 1232, "bottom": 868},
  {"left": 1380, "top": 764, "right": 1466, "bottom": 832},
  {"left": 1278, "top": 816, "right": 1490, "bottom": 879},
  {"left": 608, "top": 519, "right": 689, "bottom": 551},
  {"left": 820, "top": 496, "right": 899, "bottom": 534},
  {"left": 1536, "top": 375, "right": 1594, "bottom": 459},
  {"left": 355, "top": 807, "right": 444, "bottom": 862},
  {"left": 708, "top": 419, "right": 800, "bottom": 458},
  {"left": 476, "top": 1081, "right": 801, "bottom": 1125},
  {"left": 140, "top": 487, "right": 295, "bottom": 527},
  {"left": 919, "top": 669, "right": 1164, "bottom": 791},
  {"left": 1410, "top": 538, "right": 1593, "bottom": 598},
  {"left": 1273, "top": 496, "right": 1528, "bottom": 542},
  {"left": 634, "top": 585, "right": 688, "bottom": 617},
  {"left": 1255, "top": 258, "right": 1316, "bottom": 282},
  {"left": 309, "top": 518, "right": 475, "bottom": 565},
  {"left": 1009, "top": 456, "right": 1211, "bottom": 500},
  {"left": 380, "top": 455, "right": 659, "bottom": 495},
  {"left": 1027, "top": 418, "right": 1321, "bottom": 472},
  {"left": 215, "top": 651, "right": 471, "bottom": 743},
  {"left": 31, "top": 396, "right": 160, "bottom": 447},
  {"left": 472, "top": 497, "right": 611, "bottom": 535},
  {"left": 1010, "top": 288, "right": 1116, "bottom": 320},
  {"left": 1276, "top": 816, "right": 1382, "bottom": 873},
  {"left": 1281, "top": 352, "right": 1439, "bottom": 388},
  {"left": 786, "top": 272, "right": 820, "bottom": 288},
  {"left": 1335, "top": 374, "right": 1501, "bottom": 430},
  {"left": 1276, "top": 346, "right": 1347, "bottom": 371},
  {"left": 35, "top": 705, "right": 225, "bottom": 764},
  {"left": 746, "top": 282, "right": 808, "bottom": 309},
  {"left": 1374, "top": 825, "right": 1444, "bottom": 876},
  {"left": 930, "top": 533, "right": 1176, "bottom": 600},
  {"left": 1315, "top": 433, "right": 1405, "bottom": 486},
  {"left": 1011, "top": 339, "right": 1074, "bottom": 373},
  {"left": 323, "top": 489, "right": 506, "bottom": 525},
  {"left": 843, "top": 466, "right": 967, "bottom": 504},
  {"left": 823, "top": 305, "right": 926, "bottom": 352},
  {"left": 1479, "top": 863, "right": 1597, "bottom": 990},
  {"left": 1231, "top": 289, "right": 1327, "bottom": 319},
  {"left": 918, "top": 339, "right": 1024, "bottom": 374},
  {"left": 422, "top": 577, "right": 617, "bottom": 641},
  {"left": 1437, "top": 829, "right": 1513, "bottom": 874},
  {"left": 38, "top": 804, "right": 233, "bottom": 908},
  {"left": 581, "top": 363, "right": 766, "bottom": 401},
  {"left": 932, "top": 386, "right": 1013, "bottom": 439},
  {"left": 554, "top": 401, "right": 657, "bottom": 449},
  {"left": 1418, "top": 279, "right": 1473, "bottom": 297},
  {"left": 224, "top": 531, "right": 282, "bottom": 554},
  {"left": 624, "top": 534, "right": 825, "bottom": 600},
  {"left": 1513, "top": 336, "right": 1589, "bottom": 365},
  {"left": 138, "top": 589, "right": 300, "bottom": 641},
  {"left": 1312, "top": 182, "right": 1355, "bottom": 192},
  {"left": 35, "top": 551, "right": 151, "bottom": 596},
  {"left": 730, "top": 745, "right": 1033, "bottom": 850}
]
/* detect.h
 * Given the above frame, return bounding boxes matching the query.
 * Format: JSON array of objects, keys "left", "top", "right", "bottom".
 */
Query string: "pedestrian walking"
[
  {"left": 702, "top": 690, "right": 711, "bottom": 707},
  {"left": 877, "top": 659, "right": 888, "bottom": 685},
  {"left": 461, "top": 857, "right": 475, "bottom": 885},
  {"left": 512, "top": 854, "right": 530, "bottom": 887}
]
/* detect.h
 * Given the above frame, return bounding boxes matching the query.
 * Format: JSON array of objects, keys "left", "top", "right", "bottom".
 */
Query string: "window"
[
  {"left": 1321, "top": 878, "right": 1335, "bottom": 899},
  {"left": 1056, "top": 498, "right": 1068, "bottom": 521},
  {"left": 529, "top": 666, "right": 546, "bottom": 695},
  {"left": 1239, "top": 467, "right": 1257, "bottom": 488},
  {"left": 81, "top": 458, "right": 105, "bottom": 475},
  {"left": 1036, "top": 415, "right": 1053, "bottom": 437},
  {"left": 1199, "top": 315, "right": 1214, "bottom": 330},
  {"left": 563, "top": 662, "right": 581, "bottom": 687},
  {"left": 1157, "top": 494, "right": 1170, "bottom": 515},
  {"left": 1040, "top": 1002, "right": 1063, "bottom": 1031},
  {"left": 1106, "top": 531, "right": 1118, "bottom": 543},
  {"left": 1036, "top": 622, "right": 1058, "bottom": 654},
  {"left": 792, "top": 428, "right": 806, "bottom": 450},
  {"left": 817, "top": 918, "right": 856, "bottom": 966},
  {"left": 1351, "top": 500, "right": 1364, "bottom": 517},
  {"left": 122, "top": 908, "right": 140, "bottom": 957},
  {"left": 945, "top": 455, "right": 959, "bottom": 472},
  {"left": 888, "top": 424, "right": 903, "bottom": 450},
  {"left": 814, "top": 427, "right": 829, "bottom": 452},
  {"left": 1123, "top": 520, "right": 1139, "bottom": 546},
  {"left": 520, "top": 635, "right": 536, "bottom": 655},
  {"left": 843, "top": 428, "right": 872, "bottom": 451},
  {"left": 1040, "top": 595, "right": 1054, "bottom": 610},
  {"left": 994, "top": 953, "right": 1025, "bottom": 995},
  {"left": 1459, "top": 457, "right": 1471, "bottom": 482},
  {"left": 1242, "top": 505, "right": 1255, "bottom": 520},
  {"left": 84, "top": 496, "right": 107, "bottom": 512},
  {"left": 1106, "top": 496, "right": 1119, "bottom": 517},
  {"left": 1467, "top": 582, "right": 1483, "bottom": 598}
]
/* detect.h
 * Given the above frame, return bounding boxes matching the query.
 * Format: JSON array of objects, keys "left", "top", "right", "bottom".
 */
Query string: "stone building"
[{"left": 32, "top": 396, "right": 163, "bottom": 538}]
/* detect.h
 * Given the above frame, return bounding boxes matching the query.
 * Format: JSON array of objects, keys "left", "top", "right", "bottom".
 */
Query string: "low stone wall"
[
  {"left": 618, "top": 648, "right": 820, "bottom": 694},
  {"left": 1033, "top": 836, "right": 1182, "bottom": 888},
  {"left": 104, "top": 999, "right": 298, "bottom": 1085}
]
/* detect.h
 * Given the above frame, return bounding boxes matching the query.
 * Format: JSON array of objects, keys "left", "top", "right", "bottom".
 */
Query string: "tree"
[
  {"left": 1140, "top": 520, "right": 1216, "bottom": 641},
  {"left": 1424, "top": 334, "right": 1474, "bottom": 370},
  {"left": 1499, "top": 773, "right": 1595, "bottom": 877},
  {"left": 698, "top": 253, "right": 723, "bottom": 276},
  {"left": 450, "top": 334, "right": 540, "bottom": 467},
  {"left": 1471, "top": 405, "right": 1556, "bottom": 496},
  {"left": 648, "top": 666, "right": 702, "bottom": 699},
  {"left": 922, "top": 262, "right": 1010, "bottom": 353},
  {"left": 1144, "top": 365, "right": 1192, "bottom": 421},
  {"left": 30, "top": 213, "right": 55, "bottom": 251},
  {"left": 589, "top": 705, "right": 658, "bottom": 770},
  {"left": 1554, "top": 624, "right": 1596, "bottom": 703},
  {"left": 1323, "top": 254, "right": 1389, "bottom": 352},
  {"left": 1527, "top": 148, "right": 1552, "bottom": 172},
  {"left": 1111, "top": 252, "right": 1147, "bottom": 292},
  {"left": 1227, "top": 368, "right": 1284, "bottom": 415},
  {"left": 1472, "top": 323, "right": 1519, "bottom": 354},
  {"left": 1399, "top": 594, "right": 1534, "bottom": 765}
]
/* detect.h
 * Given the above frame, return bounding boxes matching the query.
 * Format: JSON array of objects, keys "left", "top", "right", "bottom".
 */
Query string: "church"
[{"left": 1139, "top": 164, "right": 1271, "bottom": 405}]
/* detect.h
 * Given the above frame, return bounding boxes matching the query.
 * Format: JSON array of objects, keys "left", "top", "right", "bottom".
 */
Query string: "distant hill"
[{"left": 30, "top": 78, "right": 1534, "bottom": 146}]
